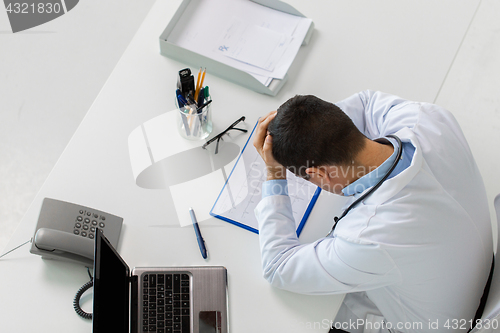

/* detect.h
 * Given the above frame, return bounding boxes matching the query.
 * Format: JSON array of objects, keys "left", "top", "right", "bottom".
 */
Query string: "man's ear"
[{"left": 305, "top": 166, "right": 328, "bottom": 180}]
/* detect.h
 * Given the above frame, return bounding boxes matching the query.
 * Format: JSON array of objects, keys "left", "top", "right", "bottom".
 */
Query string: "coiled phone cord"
[
  {"left": 1, "top": 238, "right": 94, "bottom": 319},
  {"left": 73, "top": 267, "right": 93, "bottom": 320}
]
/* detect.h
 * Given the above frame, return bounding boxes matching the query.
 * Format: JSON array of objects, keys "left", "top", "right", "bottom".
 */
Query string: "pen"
[
  {"left": 197, "top": 99, "right": 212, "bottom": 112},
  {"left": 197, "top": 87, "right": 205, "bottom": 107},
  {"left": 186, "top": 92, "right": 196, "bottom": 105},
  {"left": 180, "top": 111, "right": 191, "bottom": 136},
  {"left": 177, "top": 91, "right": 188, "bottom": 108},
  {"left": 186, "top": 104, "right": 197, "bottom": 132},
  {"left": 189, "top": 207, "right": 207, "bottom": 259}
]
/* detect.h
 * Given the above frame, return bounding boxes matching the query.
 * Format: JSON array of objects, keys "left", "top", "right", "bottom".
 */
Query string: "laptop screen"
[{"left": 93, "top": 229, "right": 130, "bottom": 332}]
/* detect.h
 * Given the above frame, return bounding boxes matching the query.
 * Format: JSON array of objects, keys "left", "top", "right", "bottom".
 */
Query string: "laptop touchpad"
[{"left": 199, "top": 311, "right": 221, "bottom": 333}]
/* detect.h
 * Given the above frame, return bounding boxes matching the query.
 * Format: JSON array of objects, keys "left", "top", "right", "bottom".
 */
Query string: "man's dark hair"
[{"left": 268, "top": 95, "right": 366, "bottom": 178}]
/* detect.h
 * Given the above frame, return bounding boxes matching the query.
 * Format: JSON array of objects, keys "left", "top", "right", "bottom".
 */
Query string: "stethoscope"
[{"left": 326, "top": 134, "right": 403, "bottom": 237}]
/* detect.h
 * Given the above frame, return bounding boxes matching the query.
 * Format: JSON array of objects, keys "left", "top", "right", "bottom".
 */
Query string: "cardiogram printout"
[{"left": 210, "top": 123, "right": 321, "bottom": 234}]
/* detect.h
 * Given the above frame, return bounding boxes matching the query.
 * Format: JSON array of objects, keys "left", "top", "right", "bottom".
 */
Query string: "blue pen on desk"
[{"left": 189, "top": 207, "right": 207, "bottom": 259}]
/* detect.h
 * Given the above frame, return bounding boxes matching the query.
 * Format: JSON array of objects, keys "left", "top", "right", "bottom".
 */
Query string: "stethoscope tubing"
[{"left": 326, "top": 134, "right": 403, "bottom": 237}]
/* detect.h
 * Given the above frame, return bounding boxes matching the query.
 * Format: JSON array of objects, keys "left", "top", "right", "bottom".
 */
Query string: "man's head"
[{"left": 268, "top": 95, "right": 366, "bottom": 193}]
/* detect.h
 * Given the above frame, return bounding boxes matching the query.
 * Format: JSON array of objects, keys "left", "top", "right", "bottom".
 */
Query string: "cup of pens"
[{"left": 176, "top": 67, "right": 213, "bottom": 140}]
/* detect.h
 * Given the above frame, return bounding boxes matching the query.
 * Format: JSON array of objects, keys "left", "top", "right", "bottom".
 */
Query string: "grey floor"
[{"left": 1, "top": 0, "right": 500, "bottom": 254}]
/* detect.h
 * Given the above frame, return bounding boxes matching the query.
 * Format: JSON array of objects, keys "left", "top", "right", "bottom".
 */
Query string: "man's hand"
[{"left": 253, "top": 111, "right": 287, "bottom": 180}]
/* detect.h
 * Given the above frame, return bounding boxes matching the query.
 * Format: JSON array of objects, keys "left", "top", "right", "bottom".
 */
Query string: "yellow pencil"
[
  {"left": 194, "top": 67, "right": 202, "bottom": 101},
  {"left": 199, "top": 68, "right": 206, "bottom": 93}
]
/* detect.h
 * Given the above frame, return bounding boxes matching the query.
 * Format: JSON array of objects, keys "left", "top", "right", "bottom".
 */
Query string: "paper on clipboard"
[{"left": 210, "top": 122, "right": 321, "bottom": 234}]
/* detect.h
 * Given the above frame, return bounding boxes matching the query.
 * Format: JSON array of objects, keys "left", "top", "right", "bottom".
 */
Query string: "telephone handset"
[
  {"left": 30, "top": 198, "right": 123, "bottom": 267},
  {"left": 34, "top": 228, "right": 95, "bottom": 261}
]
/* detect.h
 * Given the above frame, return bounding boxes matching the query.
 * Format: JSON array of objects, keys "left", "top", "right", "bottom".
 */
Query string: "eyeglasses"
[{"left": 202, "top": 116, "right": 247, "bottom": 154}]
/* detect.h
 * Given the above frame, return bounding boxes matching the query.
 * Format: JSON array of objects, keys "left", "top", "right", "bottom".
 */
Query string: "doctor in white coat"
[{"left": 253, "top": 91, "right": 493, "bottom": 333}]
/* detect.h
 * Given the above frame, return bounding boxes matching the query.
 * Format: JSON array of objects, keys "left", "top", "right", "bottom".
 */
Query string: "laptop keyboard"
[{"left": 142, "top": 273, "right": 191, "bottom": 333}]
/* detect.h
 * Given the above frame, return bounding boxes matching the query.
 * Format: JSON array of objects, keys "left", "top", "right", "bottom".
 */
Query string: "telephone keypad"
[{"left": 74, "top": 208, "right": 107, "bottom": 240}]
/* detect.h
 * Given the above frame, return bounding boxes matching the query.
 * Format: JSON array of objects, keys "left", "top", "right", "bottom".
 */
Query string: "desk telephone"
[{"left": 30, "top": 198, "right": 123, "bottom": 267}]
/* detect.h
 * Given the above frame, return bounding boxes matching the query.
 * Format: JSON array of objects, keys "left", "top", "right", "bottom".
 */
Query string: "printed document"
[{"left": 168, "top": 0, "right": 312, "bottom": 85}]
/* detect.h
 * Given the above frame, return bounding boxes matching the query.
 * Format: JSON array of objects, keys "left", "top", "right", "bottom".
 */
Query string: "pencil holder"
[{"left": 175, "top": 96, "right": 213, "bottom": 140}]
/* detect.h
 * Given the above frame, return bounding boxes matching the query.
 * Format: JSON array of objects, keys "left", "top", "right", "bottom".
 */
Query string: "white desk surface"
[{"left": 0, "top": 0, "right": 480, "bottom": 331}]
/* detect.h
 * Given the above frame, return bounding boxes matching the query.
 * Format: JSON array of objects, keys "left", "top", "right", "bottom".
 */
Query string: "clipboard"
[{"left": 210, "top": 121, "right": 321, "bottom": 234}]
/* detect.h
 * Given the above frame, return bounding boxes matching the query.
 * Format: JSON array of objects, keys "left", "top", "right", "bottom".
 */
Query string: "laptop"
[{"left": 92, "top": 229, "right": 228, "bottom": 333}]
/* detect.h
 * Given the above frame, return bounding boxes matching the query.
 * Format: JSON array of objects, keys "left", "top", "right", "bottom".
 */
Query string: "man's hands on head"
[{"left": 253, "top": 111, "right": 287, "bottom": 181}]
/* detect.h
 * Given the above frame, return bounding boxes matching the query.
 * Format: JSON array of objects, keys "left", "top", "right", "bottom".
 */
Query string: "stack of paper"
[{"left": 168, "top": 0, "right": 313, "bottom": 86}]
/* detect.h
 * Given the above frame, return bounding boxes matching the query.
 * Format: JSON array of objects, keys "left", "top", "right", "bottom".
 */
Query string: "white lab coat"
[{"left": 254, "top": 91, "right": 493, "bottom": 332}]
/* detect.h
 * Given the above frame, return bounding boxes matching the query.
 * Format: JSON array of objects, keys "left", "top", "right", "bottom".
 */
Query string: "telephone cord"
[
  {"left": 0, "top": 239, "right": 32, "bottom": 259},
  {"left": 1, "top": 239, "right": 94, "bottom": 320},
  {"left": 73, "top": 267, "right": 93, "bottom": 320}
]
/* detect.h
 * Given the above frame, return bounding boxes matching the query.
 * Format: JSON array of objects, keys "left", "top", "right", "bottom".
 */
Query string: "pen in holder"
[
  {"left": 175, "top": 91, "right": 212, "bottom": 140},
  {"left": 176, "top": 67, "right": 213, "bottom": 140}
]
